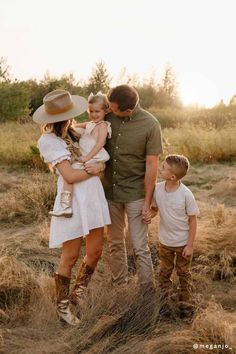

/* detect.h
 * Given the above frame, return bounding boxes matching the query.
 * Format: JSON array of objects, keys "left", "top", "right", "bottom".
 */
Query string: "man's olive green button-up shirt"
[{"left": 104, "top": 105, "right": 163, "bottom": 202}]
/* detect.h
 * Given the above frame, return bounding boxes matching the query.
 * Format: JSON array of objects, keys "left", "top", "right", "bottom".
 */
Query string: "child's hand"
[
  {"left": 141, "top": 208, "right": 157, "bottom": 224},
  {"left": 142, "top": 212, "right": 152, "bottom": 224},
  {"left": 182, "top": 245, "right": 193, "bottom": 258},
  {"left": 78, "top": 156, "right": 89, "bottom": 163}
]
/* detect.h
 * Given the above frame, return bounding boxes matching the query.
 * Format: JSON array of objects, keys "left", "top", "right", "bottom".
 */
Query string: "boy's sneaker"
[
  {"left": 49, "top": 191, "right": 73, "bottom": 218},
  {"left": 179, "top": 302, "right": 195, "bottom": 321}
]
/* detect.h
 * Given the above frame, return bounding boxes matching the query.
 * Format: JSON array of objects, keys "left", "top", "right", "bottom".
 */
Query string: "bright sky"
[{"left": 1, "top": 0, "right": 236, "bottom": 107}]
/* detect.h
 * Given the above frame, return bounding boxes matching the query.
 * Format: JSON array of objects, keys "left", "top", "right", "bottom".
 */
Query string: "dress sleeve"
[{"left": 37, "top": 134, "right": 71, "bottom": 167}]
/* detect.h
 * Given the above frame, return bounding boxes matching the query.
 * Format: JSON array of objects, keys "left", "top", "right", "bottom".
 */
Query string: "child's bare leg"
[
  {"left": 49, "top": 179, "right": 73, "bottom": 218},
  {"left": 63, "top": 180, "right": 73, "bottom": 193}
]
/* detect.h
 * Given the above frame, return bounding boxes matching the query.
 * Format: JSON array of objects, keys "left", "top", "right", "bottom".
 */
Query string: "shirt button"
[
  {"left": 114, "top": 171, "right": 116, "bottom": 174},
  {"left": 122, "top": 121, "right": 125, "bottom": 124},
  {"left": 116, "top": 146, "right": 118, "bottom": 149},
  {"left": 118, "top": 133, "right": 121, "bottom": 136},
  {"left": 113, "top": 183, "right": 116, "bottom": 186},
  {"left": 114, "top": 159, "right": 117, "bottom": 162}
]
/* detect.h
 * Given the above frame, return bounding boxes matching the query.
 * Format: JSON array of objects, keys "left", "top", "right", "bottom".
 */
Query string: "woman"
[{"left": 33, "top": 89, "right": 111, "bottom": 326}]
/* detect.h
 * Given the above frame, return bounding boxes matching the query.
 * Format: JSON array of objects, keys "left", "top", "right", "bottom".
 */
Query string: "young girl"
[{"left": 49, "top": 92, "right": 111, "bottom": 217}]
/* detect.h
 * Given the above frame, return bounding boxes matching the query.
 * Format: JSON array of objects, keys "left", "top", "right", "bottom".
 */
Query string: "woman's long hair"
[{"left": 41, "top": 119, "right": 82, "bottom": 169}]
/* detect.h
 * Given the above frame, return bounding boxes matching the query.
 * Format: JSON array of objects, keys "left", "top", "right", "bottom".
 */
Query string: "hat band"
[{"left": 45, "top": 102, "right": 74, "bottom": 115}]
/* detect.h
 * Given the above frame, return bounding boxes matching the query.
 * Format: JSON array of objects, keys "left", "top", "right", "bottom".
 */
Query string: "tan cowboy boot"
[
  {"left": 70, "top": 260, "right": 95, "bottom": 306},
  {"left": 49, "top": 191, "right": 73, "bottom": 218},
  {"left": 54, "top": 273, "right": 80, "bottom": 325}
]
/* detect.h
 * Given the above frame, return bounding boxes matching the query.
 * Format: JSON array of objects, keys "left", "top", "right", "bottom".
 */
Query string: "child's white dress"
[
  {"left": 75, "top": 121, "right": 111, "bottom": 165},
  {"left": 38, "top": 132, "right": 111, "bottom": 248}
]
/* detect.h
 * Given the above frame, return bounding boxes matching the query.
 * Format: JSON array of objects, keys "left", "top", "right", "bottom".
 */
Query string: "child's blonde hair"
[
  {"left": 165, "top": 154, "right": 190, "bottom": 180},
  {"left": 88, "top": 92, "right": 109, "bottom": 110}
]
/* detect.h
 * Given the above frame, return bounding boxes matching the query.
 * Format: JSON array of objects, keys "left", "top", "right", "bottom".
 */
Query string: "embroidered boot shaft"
[{"left": 71, "top": 261, "right": 95, "bottom": 306}]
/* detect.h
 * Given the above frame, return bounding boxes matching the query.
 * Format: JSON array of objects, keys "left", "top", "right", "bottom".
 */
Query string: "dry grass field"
[{"left": 0, "top": 122, "right": 236, "bottom": 353}]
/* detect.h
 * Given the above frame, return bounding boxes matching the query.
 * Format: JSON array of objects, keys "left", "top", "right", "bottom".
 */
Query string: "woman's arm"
[
  {"left": 56, "top": 160, "right": 105, "bottom": 183},
  {"left": 56, "top": 160, "right": 91, "bottom": 184}
]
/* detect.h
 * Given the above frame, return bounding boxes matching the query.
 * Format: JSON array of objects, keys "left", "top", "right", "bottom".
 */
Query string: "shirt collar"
[{"left": 128, "top": 103, "right": 141, "bottom": 120}]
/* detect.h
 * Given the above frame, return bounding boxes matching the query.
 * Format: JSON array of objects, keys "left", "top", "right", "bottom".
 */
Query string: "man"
[{"left": 103, "top": 85, "right": 163, "bottom": 287}]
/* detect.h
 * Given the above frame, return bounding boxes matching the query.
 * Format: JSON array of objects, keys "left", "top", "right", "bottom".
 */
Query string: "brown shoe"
[
  {"left": 70, "top": 261, "right": 94, "bottom": 306},
  {"left": 54, "top": 273, "right": 80, "bottom": 326}
]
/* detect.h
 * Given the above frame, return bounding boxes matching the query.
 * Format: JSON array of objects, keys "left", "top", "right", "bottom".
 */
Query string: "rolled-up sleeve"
[{"left": 38, "top": 134, "right": 71, "bottom": 167}]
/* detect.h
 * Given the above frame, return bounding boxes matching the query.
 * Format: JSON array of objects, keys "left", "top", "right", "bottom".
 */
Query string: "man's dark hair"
[{"left": 108, "top": 85, "right": 139, "bottom": 111}]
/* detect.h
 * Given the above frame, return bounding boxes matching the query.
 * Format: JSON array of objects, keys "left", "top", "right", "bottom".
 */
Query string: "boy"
[{"left": 148, "top": 154, "right": 199, "bottom": 316}]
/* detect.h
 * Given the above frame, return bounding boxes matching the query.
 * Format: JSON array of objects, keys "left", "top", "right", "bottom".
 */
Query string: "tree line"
[{"left": 0, "top": 58, "right": 182, "bottom": 122}]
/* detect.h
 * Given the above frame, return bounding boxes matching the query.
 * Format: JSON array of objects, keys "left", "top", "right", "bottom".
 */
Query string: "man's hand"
[
  {"left": 182, "top": 244, "right": 193, "bottom": 258},
  {"left": 141, "top": 201, "right": 151, "bottom": 218},
  {"left": 142, "top": 208, "right": 158, "bottom": 224},
  {"left": 84, "top": 162, "right": 105, "bottom": 175},
  {"left": 141, "top": 205, "right": 158, "bottom": 224}
]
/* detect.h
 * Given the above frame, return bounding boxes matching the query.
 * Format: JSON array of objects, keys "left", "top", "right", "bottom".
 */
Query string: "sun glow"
[{"left": 179, "top": 72, "right": 220, "bottom": 107}]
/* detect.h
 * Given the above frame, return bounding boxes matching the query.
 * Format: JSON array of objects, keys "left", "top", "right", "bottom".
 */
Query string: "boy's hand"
[
  {"left": 142, "top": 210, "right": 152, "bottom": 224},
  {"left": 141, "top": 207, "right": 158, "bottom": 224},
  {"left": 182, "top": 245, "right": 193, "bottom": 258}
]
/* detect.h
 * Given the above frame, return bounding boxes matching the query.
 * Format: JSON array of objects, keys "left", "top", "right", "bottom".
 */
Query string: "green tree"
[
  {"left": 155, "top": 66, "right": 182, "bottom": 108},
  {"left": 86, "top": 61, "right": 111, "bottom": 95},
  {"left": 0, "top": 81, "right": 31, "bottom": 122},
  {"left": 138, "top": 82, "right": 158, "bottom": 109},
  {"left": 27, "top": 73, "right": 86, "bottom": 114},
  {"left": 0, "top": 57, "right": 11, "bottom": 83}
]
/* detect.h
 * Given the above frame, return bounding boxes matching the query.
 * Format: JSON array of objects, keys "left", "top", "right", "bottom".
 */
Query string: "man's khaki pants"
[{"left": 108, "top": 199, "right": 154, "bottom": 285}]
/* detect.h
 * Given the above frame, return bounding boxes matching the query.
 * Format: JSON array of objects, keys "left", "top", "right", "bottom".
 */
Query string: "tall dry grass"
[
  {"left": 164, "top": 124, "right": 236, "bottom": 162},
  {"left": 1, "top": 121, "right": 236, "bottom": 167},
  {"left": 0, "top": 121, "right": 44, "bottom": 169},
  {"left": 1, "top": 252, "right": 235, "bottom": 354},
  {"left": 1, "top": 116, "right": 236, "bottom": 353},
  {"left": 0, "top": 170, "right": 56, "bottom": 225}
]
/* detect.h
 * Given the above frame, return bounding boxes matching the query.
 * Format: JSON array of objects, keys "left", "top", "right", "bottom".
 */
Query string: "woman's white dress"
[{"left": 38, "top": 131, "right": 111, "bottom": 248}]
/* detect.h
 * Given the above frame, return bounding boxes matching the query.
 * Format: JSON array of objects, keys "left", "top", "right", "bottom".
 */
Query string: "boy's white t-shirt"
[{"left": 152, "top": 181, "right": 200, "bottom": 247}]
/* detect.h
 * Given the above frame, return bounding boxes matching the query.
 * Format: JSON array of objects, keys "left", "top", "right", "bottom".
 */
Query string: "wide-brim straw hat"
[{"left": 33, "top": 89, "right": 88, "bottom": 124}]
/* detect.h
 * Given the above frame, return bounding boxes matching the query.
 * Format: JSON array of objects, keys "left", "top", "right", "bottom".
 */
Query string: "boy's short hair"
[
  {"left": 165, "top": 154, "right": 190, "bottom": 180},
  {"left": 107, "top": 85, "right": 139, "bottom": 111}
]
